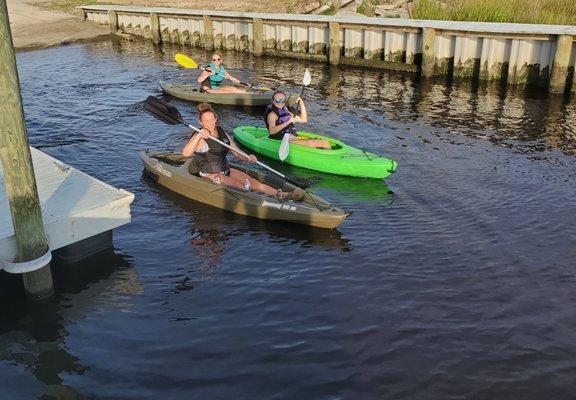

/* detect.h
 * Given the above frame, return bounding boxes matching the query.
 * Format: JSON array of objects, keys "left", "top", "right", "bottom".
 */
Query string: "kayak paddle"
[
  {"left": 174, "top": 53, "right": 273, "bottom": 92},
  {"left": 278, "top": 131, "right": 291, "bottom": 163},
  {"left": 297, "top": 68, "right": 312, "bottom": 115},
  {"left": 279, "top": 68, "right": 312, "bottom": 162},
  {"left": 143, "top": 96, "right": 308, "bottom": 190}
]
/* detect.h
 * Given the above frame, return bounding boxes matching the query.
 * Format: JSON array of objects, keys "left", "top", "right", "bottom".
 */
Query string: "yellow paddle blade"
[{"left": 175, "top": 53, "right": 198, "bottom": 69}]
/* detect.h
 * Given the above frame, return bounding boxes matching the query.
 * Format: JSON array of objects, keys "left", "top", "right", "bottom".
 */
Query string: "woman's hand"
[
  {"left": 198, "top": 128, "right": 211, "bottom": 139},
  {"left": 248, "top": 154, "right": 257, "bottom": 163}
]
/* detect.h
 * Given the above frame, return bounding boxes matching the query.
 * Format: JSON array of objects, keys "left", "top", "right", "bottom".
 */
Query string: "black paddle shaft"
[{"left": 144, "top": 96, "right": 184, "bottom": 125}]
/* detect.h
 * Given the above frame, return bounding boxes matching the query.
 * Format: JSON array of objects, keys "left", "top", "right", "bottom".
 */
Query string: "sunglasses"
[
  {"left": 273, "top": 97, "right": 286, "bottom": 103},
  {"left": 212, "top": 58, "right": 221, "bottom": 61}
]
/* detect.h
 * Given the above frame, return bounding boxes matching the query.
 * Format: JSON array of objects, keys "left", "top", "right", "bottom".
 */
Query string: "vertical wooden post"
[
  {"left": 76, "top": 7, "right": 86, "bottom": 21},
  {"left": 150, "top": 12, "right": 161, "bottom": 44},
  {"left": 253, "top": 18, "right": 263, "bottom": 56},
  {"left": 421, "top": 27, "right": 436, "bottom": 78},
  {"left": 549, "top": 35, "right": 572, "bottom": 94},
  {"left": 203, "top": 15, "right": 214, "bottom": 51},
  {"left": 108, "top": 10, "right": 118, "bottom": 33},
  {"left": 328, "top": 21, "right": 340, "bottom": 65},
  {"left": 0, "top": 0, "right": 53, "bottom": 302}
]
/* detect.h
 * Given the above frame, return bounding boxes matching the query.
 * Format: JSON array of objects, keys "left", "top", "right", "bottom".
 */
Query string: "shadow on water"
[{"left": 0, "top": 249, "right": 138, "bottom": 399}]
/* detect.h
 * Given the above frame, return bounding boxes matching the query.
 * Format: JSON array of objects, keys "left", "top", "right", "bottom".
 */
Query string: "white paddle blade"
[
  {"left": 303, "top": 68, "right": 312, "bottom": 86},
  {"left": 279, "top": 134, "right": 290, "bottom": 161}
]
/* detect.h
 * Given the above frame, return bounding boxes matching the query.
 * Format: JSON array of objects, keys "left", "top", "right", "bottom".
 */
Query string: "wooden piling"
[
  {"left": 0, "top": 0, "right": 54, "bottom": 301},
  {"left": 549, "top": 35, "right": 572, "bottom": 94},
  {"left": 422, "top": 27, "right": 436, "bottom": 78},
  {"left": 76, "top": 8, "right": 86, "bottom": 21},
  {"left": 108, "top": 10, "right": 118, "bottom": 33},
  {"left": 328, "top": 21, "right": 340, "bottom": 65},
  {"left": 203, "top": 15, "right": 214, "bottom": 51},
  {"left": 150, "top": 12, "right": 161, "bottom": 44},
  {"left": 253, "top": 18, "right": 264, "bottom": 56}
]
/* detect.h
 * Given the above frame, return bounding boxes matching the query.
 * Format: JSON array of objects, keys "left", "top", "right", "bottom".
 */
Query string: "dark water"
[{"left": 1, "top": 37, "right": 575, "bottom": 399}]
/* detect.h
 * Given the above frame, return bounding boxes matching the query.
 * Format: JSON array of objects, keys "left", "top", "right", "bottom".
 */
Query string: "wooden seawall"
[{"left": 78, "top": 5, "right": 576, "bottom": 94}]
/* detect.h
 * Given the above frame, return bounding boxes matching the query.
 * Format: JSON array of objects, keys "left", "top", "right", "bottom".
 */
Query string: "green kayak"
[
  {"left": 161, "top": 82, "right": 297, "bottom": 107},
  {"left": 233, "top": 126, "right": 398, "bottom": 179},
  {"left": 140, "top": 151, "right": 349, "bottom": 229}
]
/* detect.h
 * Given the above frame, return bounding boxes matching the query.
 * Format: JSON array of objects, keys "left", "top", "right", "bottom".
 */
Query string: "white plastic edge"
[{"left": 0, "top": 249, "right": 52, "bottom": 274}]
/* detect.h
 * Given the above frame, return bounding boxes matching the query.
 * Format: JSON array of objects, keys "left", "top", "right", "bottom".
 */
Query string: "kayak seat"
[
  {"left": 187, "top": 157, "right": 200, "bottom": 176},
  {"left": 151, "top": 152, "right": 189, "bottom": 165}
]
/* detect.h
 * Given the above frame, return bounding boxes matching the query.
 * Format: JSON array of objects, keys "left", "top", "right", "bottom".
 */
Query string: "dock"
[{"left": 0, "top": 147, "right": 134, "bottom": 272}]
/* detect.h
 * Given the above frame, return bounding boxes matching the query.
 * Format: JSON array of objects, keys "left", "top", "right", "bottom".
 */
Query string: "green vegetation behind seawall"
[{"left": 412, "top": 0, "right": 576, "bottom": 25}]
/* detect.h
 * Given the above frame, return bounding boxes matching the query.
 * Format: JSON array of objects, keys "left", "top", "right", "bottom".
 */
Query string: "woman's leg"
[
  {"left": 204, "top": 170, "right": 276, "bottom": 195},
  {"left": 202, "top": 173, "right": 244, "bottom": 190},
  {"left": 206, "top": 86, "right": 247, "bottom": 94},
  {"left": 219, "top": 86, "right": 248, "bottom": 93},
  {"left": 229, "top": 169, "right": 278, "bottom": 196},
  {"left": 289, "top": 138, "right": 331, "bottom": 149}
]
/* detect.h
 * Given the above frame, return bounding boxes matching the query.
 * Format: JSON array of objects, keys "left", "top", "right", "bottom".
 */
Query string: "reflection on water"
[
  {"left": 141, "top": 171, "right": 351, "bottom": 295},
  {"left": 311, "top": 65, "right": 576, "bottom": 157},
  {"left": 0, "top": 250, "right": 138, "bottom": 399}
]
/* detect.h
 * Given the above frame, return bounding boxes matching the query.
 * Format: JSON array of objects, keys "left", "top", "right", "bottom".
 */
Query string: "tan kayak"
[
  {"left": 140, "top": 151, "right": 349, "bottom": 229},
  {"left": 160, "top": 82, "right": 297, "bottom": 106}
]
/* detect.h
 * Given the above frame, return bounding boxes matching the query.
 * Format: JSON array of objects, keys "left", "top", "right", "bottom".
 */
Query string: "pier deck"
[{"left": 0, "top": 147, "right": 134, "bottom": 268}]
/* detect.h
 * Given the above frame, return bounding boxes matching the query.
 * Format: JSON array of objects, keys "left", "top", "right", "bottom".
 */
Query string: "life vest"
[
  {"left": 194, "top": 126, "right": 231, "bottom": 174},
  {"left": 264, "top": 103, "right": 295, "bottom": 139},
  {"left": 206, "top": 62, "right": 226, "bottom": 89}
]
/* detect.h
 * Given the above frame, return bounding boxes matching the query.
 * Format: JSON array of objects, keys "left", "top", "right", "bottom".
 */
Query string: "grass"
[
  {"left": 34, "top": 0, "right": 101, "bottom": 13},
  {"left": 320, "top": 4, "right": 337, "bottom": 15},
  {"left": 286, "top": 0, "right": 312, "bottom": 13},
  {"left": 356, "top": 0, "right": 378, "bottom": 17},
  {"left": 412, "top": 0, "right": 576, "bottom": 25}
]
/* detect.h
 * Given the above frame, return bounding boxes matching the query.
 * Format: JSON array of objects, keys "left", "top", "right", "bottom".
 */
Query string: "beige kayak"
[
  {"left": 140, "top": 151, "right": 349, "bottom": 229},
  {"left": 160, "top": 82, "right": 297, "bottom": 106}
]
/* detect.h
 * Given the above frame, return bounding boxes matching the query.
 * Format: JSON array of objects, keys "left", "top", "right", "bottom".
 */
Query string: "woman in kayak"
[
  {"left": 197, "top": 53, "right": 248, "bottom": 94},
  {"left": 265, "top": 91, "right": 331, "bottom": 149},
  {"left": 183, "top": 103, "right": 303, "bottom": 201}
]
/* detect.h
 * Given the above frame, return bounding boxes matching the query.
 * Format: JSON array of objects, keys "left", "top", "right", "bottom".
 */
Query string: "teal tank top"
[{"left": 208, "top": 62, "right": 226, "bottom": 89}]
